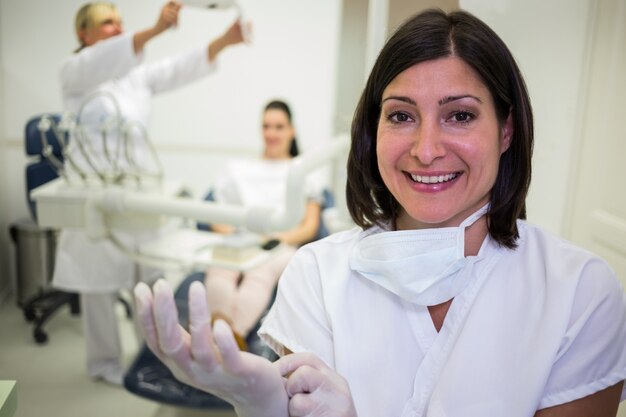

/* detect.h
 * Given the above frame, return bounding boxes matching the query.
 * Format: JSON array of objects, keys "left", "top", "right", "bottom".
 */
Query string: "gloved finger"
[
  {"left": 134, "top": 282, "right": 161, "bottom": 355},
  {"left": 188, "top": 281, "right": 219, "bottom": 371},
  {"left": 153, "top": 279, "right": 193, "bottom": 370},
  {"left": 213, "top": 319, "right": 243, "bottom": 373},
  {"left": 274, "top": 352, "right": 328, "bottom": 378},
  {"left": 288, "top": 392, "right": 318, "bottom": 417},
  {"left": 285, "top": 365, "right": 324, "bottom": 398}
]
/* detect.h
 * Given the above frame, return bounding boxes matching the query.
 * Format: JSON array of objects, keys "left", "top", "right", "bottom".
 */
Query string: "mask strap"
[{"left": 459, "top": 203, "right": 490, "bottom": 229}]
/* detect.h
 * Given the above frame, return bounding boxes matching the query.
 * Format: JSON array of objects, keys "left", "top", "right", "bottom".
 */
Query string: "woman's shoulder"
[
  {"left": 510, "top": 220, "right": 619, "bottom": 292},
  {"left": 62, "top": 32, "right": 135, "bottom": 64},
  {"left": 294, "top": 226, "right": 372, "bottom": 266},
  {"left": 516, "top": 220, "right": 608, "bottom": 263}
]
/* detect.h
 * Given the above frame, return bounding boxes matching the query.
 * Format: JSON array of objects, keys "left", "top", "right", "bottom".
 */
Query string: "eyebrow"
[
  {"left": 381, "top": 96, "right": 416, "bottom": 105},
  {"left": 381, "top": 94, "right": 483, "bottom": 106},
  {"left": 438, "top": 95, "right": 482, "bottom": 105}
]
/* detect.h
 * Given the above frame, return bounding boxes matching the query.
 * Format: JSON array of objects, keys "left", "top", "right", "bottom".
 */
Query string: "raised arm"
[
  {"left": 133, "top": 1, "right": 181, "bottom": 54},
  {"left": 61, "top": 1, "right": 182, "bottom": 94},
  {"left": 208, "top": 19, "right": 248, "bottom": 62},
  {"left": 141, "top": 14, "right": 248, "bottom": 95}
]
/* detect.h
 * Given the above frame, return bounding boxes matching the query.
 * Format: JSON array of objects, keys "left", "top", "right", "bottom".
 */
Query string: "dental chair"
[
  {"left": 15, "top": 114, "right": 131, "bottom": 344},
  {"left": 123, "top": 188, "right": 335, "bottom": 409},
  {"left": 11, "top": 114, "right": 81, "bottom": 344}
]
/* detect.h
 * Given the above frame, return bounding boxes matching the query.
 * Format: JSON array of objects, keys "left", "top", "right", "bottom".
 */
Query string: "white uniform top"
[
  {"left": 259, "top": 221, "right": 626, "bottom": 417},
  {"left": 213, "top": 158, "right": 324, "bottom": 211},
  {"left": 53, "top": 33, "right": 213, "bottom": 293},
  {"left": 60, "top": 32, "right": 214, "bottom": 171}
]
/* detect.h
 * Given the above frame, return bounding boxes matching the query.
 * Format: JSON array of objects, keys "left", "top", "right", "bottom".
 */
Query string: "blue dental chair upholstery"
[{"left": 12, "top": 114, "right": 81, "bottom": 344}]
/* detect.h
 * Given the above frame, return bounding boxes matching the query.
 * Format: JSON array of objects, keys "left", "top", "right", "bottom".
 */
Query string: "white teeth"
[{"left": 410, "top": 172, "right": 459, "bottom": 184}]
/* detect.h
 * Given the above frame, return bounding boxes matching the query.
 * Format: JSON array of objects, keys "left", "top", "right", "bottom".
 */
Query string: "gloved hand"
[
  {"left": 134, "top": 279, "right": 288, "bottom": 417},
  {"left": 275, "top": 352, "right": 358, "bottom": 417}
]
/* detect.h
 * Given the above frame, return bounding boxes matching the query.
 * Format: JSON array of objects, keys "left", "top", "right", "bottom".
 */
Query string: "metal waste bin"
[{"left": 9, "top": 219, "right": 58, "bottom": 306}]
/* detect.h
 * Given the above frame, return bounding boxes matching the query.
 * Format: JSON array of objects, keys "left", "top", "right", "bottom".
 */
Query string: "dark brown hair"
[{"left": 346, "top": 9, "right": 533, "bottom": 248}]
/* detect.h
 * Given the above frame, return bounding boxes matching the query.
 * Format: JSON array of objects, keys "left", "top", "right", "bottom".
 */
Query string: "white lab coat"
[
  {"left": 259, "top": 221, "right": 626, "bottom": 417},
  {"left": 53, "top": 33, "right": 214, "bottom": 293}
]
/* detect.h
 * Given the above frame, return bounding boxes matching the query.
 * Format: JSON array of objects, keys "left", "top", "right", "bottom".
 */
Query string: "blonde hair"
[{"left": 74, "top": 2, "right": 120, "bottom": 49}]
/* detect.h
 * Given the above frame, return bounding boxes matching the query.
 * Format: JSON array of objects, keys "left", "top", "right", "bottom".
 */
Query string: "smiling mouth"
[{"left": 408, "top": 172, "right": 461, "bottom": 184}]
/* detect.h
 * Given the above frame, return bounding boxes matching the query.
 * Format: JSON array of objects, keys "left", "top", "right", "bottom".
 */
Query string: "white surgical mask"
[{"left": 349, "top": 205, "right": 489, "bottom": 306}]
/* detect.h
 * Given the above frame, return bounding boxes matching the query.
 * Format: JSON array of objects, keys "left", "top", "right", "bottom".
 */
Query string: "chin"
[{"left": 399, "top": 206, "right": 462, "bottom": 229}]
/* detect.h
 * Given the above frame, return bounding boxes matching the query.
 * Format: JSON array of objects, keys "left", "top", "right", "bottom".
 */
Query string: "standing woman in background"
[{"left": 52, "top": 1, "right": 246, "bottom": 385}]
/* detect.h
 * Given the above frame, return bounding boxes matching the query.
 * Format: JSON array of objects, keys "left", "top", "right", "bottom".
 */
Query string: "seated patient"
[{"left": 204, "top": 100, "right": 323, "bottom": 349}]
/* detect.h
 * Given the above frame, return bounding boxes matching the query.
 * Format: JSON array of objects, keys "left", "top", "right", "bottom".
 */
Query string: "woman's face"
[
  {"left": 376, "top": 56, "right": 512, "bottom": 230},
  {"left": 81, "top": 12, "right": 123, "bottom": 47},
  {"left": 262, "top": 108, "right": 294, "bottom": 159}
]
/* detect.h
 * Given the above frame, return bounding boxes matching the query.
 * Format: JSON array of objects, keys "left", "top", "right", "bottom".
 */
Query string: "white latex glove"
[
  {"left": 275, "top": 352, "right": 358, "bottom": 417},
  {"left": 134, "top": 279, "right": 288, "bottom": 417}
]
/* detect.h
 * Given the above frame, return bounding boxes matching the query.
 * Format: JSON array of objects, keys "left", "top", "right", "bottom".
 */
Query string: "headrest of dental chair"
[
  {"left": 24, "top": 113, "right": 66, "bottom": 221},
  {"left": 25, "top": 114, "right": 65, "bottom": 158}
]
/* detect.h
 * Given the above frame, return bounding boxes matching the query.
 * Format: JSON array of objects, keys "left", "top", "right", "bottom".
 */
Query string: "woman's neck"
[{"left": 464, "top": 217, "right": 489, "bottom": 256}]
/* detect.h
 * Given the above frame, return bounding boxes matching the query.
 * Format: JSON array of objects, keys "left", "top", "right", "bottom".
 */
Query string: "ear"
[
  {"left": 78, "top": 28, "right": 89, "bottom": 46},
  {"left": 500, "top": 111, "right": 513, "bottom": 154}
]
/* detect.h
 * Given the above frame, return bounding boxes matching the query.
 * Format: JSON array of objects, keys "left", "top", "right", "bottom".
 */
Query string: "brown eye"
[
  {"left": 389, "top": 111, "right": 413, "bottom": 124},
  {"left": 451, "top": 111, "right": 475, "bottom": 123}
]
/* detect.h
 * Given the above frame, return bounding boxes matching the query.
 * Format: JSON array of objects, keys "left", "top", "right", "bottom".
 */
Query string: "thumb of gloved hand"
[{"left": 275, "top": 352, "right": 358, "bottom": 417}]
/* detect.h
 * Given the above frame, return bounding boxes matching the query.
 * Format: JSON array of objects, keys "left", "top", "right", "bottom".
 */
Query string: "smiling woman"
[
  {"left": 347, "top": 11, "right": 532, "bottom": 249},
  {"left": 376, "top": 57, "right": 513, "bottom": 231},
  {"left": 134, "top": 8, "right": 626, "bottom": 417}
]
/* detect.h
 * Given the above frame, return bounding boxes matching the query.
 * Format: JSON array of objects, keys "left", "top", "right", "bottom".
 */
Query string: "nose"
[{"left": 409, "top": 120, "right": 446, "bottom": 165}]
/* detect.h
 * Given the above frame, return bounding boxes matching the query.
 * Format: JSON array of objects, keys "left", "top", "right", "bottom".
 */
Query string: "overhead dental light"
[
  {"left": 184, "top": 0, "right": 237, "bottom": 8},
  {"left": 184, "top": 0, "right": 251, "bottom": 43}
]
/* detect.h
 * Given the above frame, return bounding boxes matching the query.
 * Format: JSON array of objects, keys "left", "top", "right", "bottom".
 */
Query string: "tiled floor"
[{"left": 0, "top": 293, "right": 236, "bottom": 417}]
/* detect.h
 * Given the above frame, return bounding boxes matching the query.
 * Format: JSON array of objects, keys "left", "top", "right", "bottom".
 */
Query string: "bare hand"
[
  {"left": 134, "top": 279, "right": 288, "bottom": 417},
  {"left": 208, "top": 18, "right": 250, "bottom": 61},
  {"left": 155, "top": 1, "right": 182, "bottom": 32},
  {"left": 221, "top": 19, "right": 251, "bottom": 47}
]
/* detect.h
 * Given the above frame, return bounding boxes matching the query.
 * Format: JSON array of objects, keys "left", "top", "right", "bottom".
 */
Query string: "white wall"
[
  {"left": 460, "top": 0, "right": 590, "bottom": 234},
  {"left": 0, "top": 0, "right": 607, "bottom": 303},
  {"left": 0, "top": 0, "right": 341, "bottom": 302}
]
